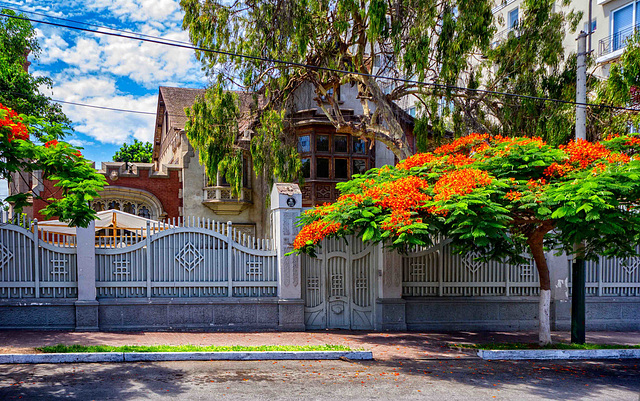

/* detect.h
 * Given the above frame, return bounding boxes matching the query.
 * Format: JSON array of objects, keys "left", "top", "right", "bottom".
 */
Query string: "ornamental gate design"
[
  {"left": 302, "top": 236, "right": 376, "bottom": 330},
  {"left": 95, "top": 219, "right": 277, "bottom": 298},
  {"left": 0, "top": 214, "right": 77, "bottom": 299}
]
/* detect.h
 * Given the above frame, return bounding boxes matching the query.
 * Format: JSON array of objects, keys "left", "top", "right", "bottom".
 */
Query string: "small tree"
[
  {"left": 113, "top": 139, "right": 153, "bottom": 164},
  {"left": 1, "top": 103, "right": 107, "bottom": 227},
  {"left": 292, "top": 133, "right": 640, "bottom": 344},
  {"left": 0, "top": 9, "right": 70, "bottom": 126}
]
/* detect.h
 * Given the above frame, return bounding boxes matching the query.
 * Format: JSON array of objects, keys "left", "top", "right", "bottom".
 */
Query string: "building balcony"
[
  {"left": 598, "top": 23, "right": 640, "bottom": 63},
  {"left": 202, "top": 186, "right": 253, "bottom": 215}
]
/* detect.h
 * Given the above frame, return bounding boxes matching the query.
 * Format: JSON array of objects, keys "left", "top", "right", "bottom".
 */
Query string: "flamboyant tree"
[
  {"left": 292, "top": 133, "right": 640, "bottom": 344},
  {"left": 1, "top": 104, "right": 106, "bottom": 227}
]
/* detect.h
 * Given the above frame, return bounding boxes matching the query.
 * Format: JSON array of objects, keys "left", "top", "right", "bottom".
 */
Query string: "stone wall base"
[
  {"left": 278, "top": 299, "right": 305, "bottom": 331},
  {"left": 1, "top": 297, "right": 638, "bottom": 332},
  {"left": 375, "top": 298, "right": 407, "bottom": 331},
  {"left": 405, "top": 297, "right": 640, "bottom": 331},
  {"left": 0, "top": 300, "right": 76, "bottom": 330}
]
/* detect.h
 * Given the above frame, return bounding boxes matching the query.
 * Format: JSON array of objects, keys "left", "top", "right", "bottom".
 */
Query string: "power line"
[
  {"left": 2, "top": 11, "right": 635, "bottom": 113},
  {"left": 0, "top": 88, "right": 367, "bottom": 124},
  {"left": 0, "top": 3, "right": 193, "bottom": 46}
]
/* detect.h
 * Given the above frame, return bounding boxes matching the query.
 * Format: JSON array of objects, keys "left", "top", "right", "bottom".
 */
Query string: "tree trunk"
[{"left": 527, "top": 224, "right": 554, "bottom": 346}]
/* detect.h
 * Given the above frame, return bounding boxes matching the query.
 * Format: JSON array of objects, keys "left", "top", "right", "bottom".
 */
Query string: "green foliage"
[
  {"left": 294, "top": 134, "right": 640, "bottom": 268},
  {"left": 180, "top": 0, "right": 495, "bottom": 160},
  {"left": 1, "top": 107, "right": 107, "bottom": 227},
  {"left": 596, "top": 33, "right": 640, "bottom": 138},
  {"left": 112, "top": 139, "right": 153, "bottom": 163},
  {"left": 0, "top": 9, "right": 70, "bottom": 128},
  {"left": 455, "top": 0, "right": 581, "bottom": 146},
  {"left": 185, "top": 86, "right": 301, "bottom": 198},
  {"left": 185, "top": 85, "right": 244, "bottom": 196}
]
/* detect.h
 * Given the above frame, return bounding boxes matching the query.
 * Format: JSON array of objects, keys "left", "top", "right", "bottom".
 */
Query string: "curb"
[
  {"left": 477, "top": 348, "right": 640, "bottom": 361},
  {"left": 0, "top": 350, "right": 373, "bottom": 364}
]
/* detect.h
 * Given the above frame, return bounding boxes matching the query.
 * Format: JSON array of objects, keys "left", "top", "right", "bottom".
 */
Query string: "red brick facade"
[{"left": 31, "top": 163, "right": 182, "bottom": 222}]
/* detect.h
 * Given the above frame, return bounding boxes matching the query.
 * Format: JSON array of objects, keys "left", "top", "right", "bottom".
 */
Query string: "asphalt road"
[{"left": 1, "top": 358, "right": 638, "bottom": 400}]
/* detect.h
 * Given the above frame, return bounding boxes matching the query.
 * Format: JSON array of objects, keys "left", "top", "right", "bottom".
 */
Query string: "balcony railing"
[
  {"left": 202, "top": 186, "right": 253, "bottom": 215},
  {"left": 599, "top": 23, "right": 640, "bottom": 58},
  {"left": 491, "top": 21, "right": 521, "bottom": 49}
]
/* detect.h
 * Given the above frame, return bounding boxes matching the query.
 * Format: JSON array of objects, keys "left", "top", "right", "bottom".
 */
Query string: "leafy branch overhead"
[
  {"left": 180, "top": 0, "right": 494, "bottom": 159},
  {"left": 0, "top": 9, "right": 70, "bottom": 128},
  {"left": 184, "top": 85, "right": 300, "bottom": 197}
]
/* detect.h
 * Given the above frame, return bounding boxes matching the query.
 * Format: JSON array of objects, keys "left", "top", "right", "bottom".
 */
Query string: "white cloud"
[
  {"left": 52, "top": 76, "right": 157, "bottom": 145},
  {"left": 37, "top": 25, "right": 206, "bottom": 89},
  {"left": 66, "top": 139, "right": 95, "bottom": 147}
]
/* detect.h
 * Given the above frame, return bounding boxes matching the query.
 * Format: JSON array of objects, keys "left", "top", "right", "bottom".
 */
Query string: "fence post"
[
  {"left": 227, "top": 222, "right": 233, "bottom": 297},
  {"left": 32, "top": 219, "right": 40, "bottom": 298},
  {"left": 375, "top": 246, "right": 407, "bottom": 330},
  {"left": 270, "top": 183, "right": 305, "bottom": 331},
  {"left": 145, "top": 222, "right": 151, "bottom": 297},
  {"left": 75, "top": 220, "right": 99, "bottom": 331}
]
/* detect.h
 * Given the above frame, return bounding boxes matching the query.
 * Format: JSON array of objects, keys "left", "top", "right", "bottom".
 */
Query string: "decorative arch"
[{"left": 91, "top": 186, "right": 165, "bottom": 221}]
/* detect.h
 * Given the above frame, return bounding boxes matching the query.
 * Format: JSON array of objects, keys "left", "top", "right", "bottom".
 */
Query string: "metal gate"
[{"left": 302, "top": 236, "right": 376, "bottom": 330}]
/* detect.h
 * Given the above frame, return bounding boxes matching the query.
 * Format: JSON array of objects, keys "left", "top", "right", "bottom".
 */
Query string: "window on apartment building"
[
  {"left": 508, "top": 8, "right": 519, "bottom": 30},
  {"left": 612, "top": 3, "right": 635, "bottom": 51},
  {"left": 584, "top": 19, "right": 597, "bottom": 34},
  {"left": 408, "top": 107, "right": 416, "bottom": 118}
]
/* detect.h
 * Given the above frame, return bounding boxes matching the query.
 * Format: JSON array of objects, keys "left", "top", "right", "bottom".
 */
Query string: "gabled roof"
[
  {"left": 159, "top": 86, "right": 206, "bottom": 131},
  {"left": 152, "top": 87, "right": 265, "bottom": 159}
]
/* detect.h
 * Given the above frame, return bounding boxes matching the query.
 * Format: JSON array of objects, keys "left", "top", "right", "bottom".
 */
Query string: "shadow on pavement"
[
  {"left": 347, "top": 357, "right": 640, "bottom": 401},
  {"left": 0, "top": 362, "right": 187, "bottom": 400}
]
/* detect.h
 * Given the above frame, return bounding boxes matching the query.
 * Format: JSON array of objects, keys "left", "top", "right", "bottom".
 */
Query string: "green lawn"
[
  {"left": 36, "top": 344, "right": 353, "bottom": 353},
  {"left": 454, "top": 342, "right": 640, "bottom": 351}
]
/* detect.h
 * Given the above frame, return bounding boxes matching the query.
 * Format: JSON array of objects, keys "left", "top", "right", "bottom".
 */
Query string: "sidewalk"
[{"left": 1, "top": 330, "right": 638, "bottom": 361}]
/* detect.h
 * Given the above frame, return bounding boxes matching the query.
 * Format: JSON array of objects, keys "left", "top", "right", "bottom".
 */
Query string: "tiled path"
[{"left": 0, "top": 331, "right": 638, "bottom": 360}]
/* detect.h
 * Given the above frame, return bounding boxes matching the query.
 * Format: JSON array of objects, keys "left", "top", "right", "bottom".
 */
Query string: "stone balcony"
[{"left": 202, "top": 186, "right": 253, "bottom": 215}]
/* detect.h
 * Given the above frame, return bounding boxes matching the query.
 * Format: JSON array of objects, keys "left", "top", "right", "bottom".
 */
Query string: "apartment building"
[{"left": 492, "top": 0, "right": 640, "bottom": 78}]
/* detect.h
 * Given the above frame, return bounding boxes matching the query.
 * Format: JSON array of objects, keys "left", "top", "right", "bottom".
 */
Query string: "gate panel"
[
  {"left": 327, "top": 254, "right": 349, "bottom": 329},
  {"left": 303, "top": 254, "right": 325, "bottom": 328},
  {"left": 302, "top": 235, "right": 376, "bottom": 330}
]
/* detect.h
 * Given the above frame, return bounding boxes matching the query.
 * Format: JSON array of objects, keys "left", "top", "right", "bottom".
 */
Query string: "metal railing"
[
  {"left": 491, "top": 21, "right": 522, "bottom": 49},
  {"left": 599, "top": 23, "right": 640, "bottom": 58},
  {"left": 204, "top": 186, "right": 253, "bottom": 203}
]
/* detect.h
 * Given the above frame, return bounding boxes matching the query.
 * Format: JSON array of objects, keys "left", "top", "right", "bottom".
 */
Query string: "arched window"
[{"left": 90, "top": 187, "right": 164, "bottom": 221}]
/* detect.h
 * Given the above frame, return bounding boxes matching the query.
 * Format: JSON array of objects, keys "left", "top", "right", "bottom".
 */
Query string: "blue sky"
[{"left": 3, "top": 0, "right": 208, "bottom": 164}]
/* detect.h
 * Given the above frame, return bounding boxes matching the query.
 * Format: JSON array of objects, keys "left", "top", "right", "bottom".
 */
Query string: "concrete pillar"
[
  {"left": 546, "top": 250, "right": 570, "bottom": 330},
  {"left": 271, "top": 183, "right": 305, "bottom": 330},
  {"left": 375, "top": 247, "right": 407, "bottom": 330},
  {"left": 75, "top": 220, "right": 99, "bottom": 331}
]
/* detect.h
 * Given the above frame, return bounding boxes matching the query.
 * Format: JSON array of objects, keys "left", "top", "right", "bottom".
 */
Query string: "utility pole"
[{"left": 572, "top": 31, "right": 588, "bottom": 344}]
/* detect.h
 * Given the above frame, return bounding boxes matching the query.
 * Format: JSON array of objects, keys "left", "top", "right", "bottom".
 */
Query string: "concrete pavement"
[{"left": 0, "top": 330, "right": 638, "bottom": 360}]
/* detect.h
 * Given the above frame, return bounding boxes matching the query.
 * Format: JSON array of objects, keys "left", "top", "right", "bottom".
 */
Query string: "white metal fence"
[
  {"left": 0, "top": 212, "right": 78, "bottom": 298},
  {"left": 402, "top": 239, "right": 540, "bottom": 297},
  {"left": 0, "top": 213, "right": 276, "bottom": 299},
  {"left": 95, "top": 218, "right": 277, "bottom": 298},
  {"left": 403, "top": 238, "right": 640, "bottom": 297},
  {"left": 570, "top": 253, "right": 640, "bottom": 297}
]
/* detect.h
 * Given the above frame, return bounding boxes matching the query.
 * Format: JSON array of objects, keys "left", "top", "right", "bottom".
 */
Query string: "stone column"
[
  {"left": 375, "top": 247, "right": 407, "bottom": 330},
  {"left": 75, "top": 220, "right": 99, "bottom": 331},
  {"left": 546, "top": 250, "right": 570, "bottom": 330},
  {"left": 271, "top": 183, "right": 305, "bottom": 331}
]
